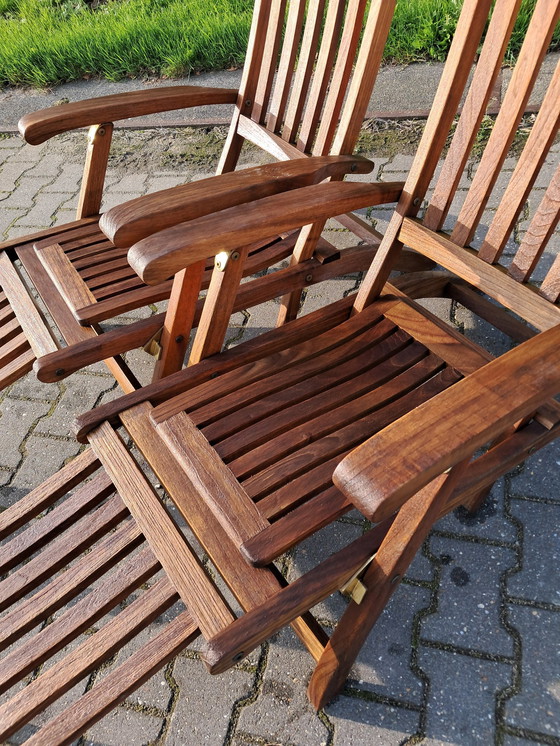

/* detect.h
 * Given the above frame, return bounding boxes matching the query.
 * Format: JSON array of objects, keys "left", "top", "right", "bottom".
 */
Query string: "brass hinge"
[
  {"left": 142, "top": 327, "right": 164, "bottom": 359},
  {"left": 340, "top": 554, "right": 377, "bottom": 604}
]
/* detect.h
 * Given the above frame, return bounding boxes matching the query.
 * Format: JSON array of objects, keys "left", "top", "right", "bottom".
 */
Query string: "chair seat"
[{"left": 145, "top": 298, "right": 463, "bottom": 565}]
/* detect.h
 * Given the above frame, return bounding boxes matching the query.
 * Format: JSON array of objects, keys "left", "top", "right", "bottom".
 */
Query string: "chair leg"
[{"left": 308, "top": 462, "right": 469, "bottom": 710}]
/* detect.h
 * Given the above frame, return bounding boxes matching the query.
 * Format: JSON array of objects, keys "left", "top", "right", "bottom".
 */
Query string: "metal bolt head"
[
  {"left": 232, "top": 651, "right": 245, "bottom": 662},
  {"left": 175, "top": 335, "right": 184, "bottom": 344},
  {"left": 391, "top": 574, "right": 401, "bottom": 585},
  {"left": 413, "top": 197, "right": 420, "bottom": 206},
  {"left": 305, "top": 273, "right": 313, "bottom": 283},
  {"left": 230, "top": 251, "right": 240, "bottom": 261},
  {"left": 55, "top": 368, "right": 65, "bottom": 377}
]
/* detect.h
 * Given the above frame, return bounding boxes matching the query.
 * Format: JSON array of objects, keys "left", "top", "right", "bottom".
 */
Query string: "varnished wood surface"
[{"left": 19, "top": 86, "right": 238, "bottom": 145}]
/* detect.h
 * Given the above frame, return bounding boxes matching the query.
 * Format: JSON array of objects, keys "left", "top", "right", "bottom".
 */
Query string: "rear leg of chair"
[{"left": 308, "top": 461, "right": 468, "bottom": 710}]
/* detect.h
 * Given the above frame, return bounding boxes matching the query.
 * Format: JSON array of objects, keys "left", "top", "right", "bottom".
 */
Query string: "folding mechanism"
[
  {"left": 0, "top": 0, "right": 559, "bottom": 742},
  {"left": 0, "top": 0, "right": 428, "bottom": 394}
]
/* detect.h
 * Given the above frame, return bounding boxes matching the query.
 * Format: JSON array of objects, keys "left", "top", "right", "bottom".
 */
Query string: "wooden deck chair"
[
  {"left": 0, "top": 0, "right": 422, "bottom": 394},
  {"left": 1, "top": 0, "right": 560, "bottom": 741}
]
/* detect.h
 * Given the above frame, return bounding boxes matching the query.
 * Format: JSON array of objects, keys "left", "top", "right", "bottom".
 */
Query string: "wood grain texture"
[
  {"left": 19, "top": 86, "right": 238, "bottom": 145},
  {"left": 334, "top": 323, "right": 560, "bottom": 523},
  {"left": 101, "top": 155, "right": 373, "bottom": 248},
  {"left": 76, "top": 123, "right": 113, "bottom": 219},
  {"left": 128, "top": 180, "right": 403, "bottom": 284}
]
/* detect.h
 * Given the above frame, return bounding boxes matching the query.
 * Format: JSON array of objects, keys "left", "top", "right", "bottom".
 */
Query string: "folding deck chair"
[
  {"left": 1, "top": 0, "right": 559, "bottom": 742},
  {"left": 0, "top": 0, "right": 423, "bottom": 393}
]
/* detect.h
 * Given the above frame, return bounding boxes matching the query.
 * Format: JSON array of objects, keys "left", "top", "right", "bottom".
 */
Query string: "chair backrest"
[
  {"left": 218, "top": 0, "right": 396, "bottom": 172},
  {"left": 356, "top": 0, "right": 560, "bottom": 329}
]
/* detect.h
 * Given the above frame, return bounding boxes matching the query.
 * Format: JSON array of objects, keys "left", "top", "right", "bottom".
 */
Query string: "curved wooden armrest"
[
  {"left": 128, "top": 180, "right": 404, "bottom": 284},
  {"left": 101, "top": 155, "right": 375, "bottom": 248},
  {"left": 333, "top": 324, "right": 560, "bottom": 523},
  {"left": 19, "top": 86, "right": 238, "bottom": 145}
]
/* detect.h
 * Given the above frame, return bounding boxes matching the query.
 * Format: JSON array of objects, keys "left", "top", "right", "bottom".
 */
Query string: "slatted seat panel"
[
  {"left": 0, "top": 448, "right": 199, "bottom": 745},
  {"left": 419, "top": 0, "right": 560, "bottom": 301},
  {"left": 0, "top": 288, "right": 35, "bottom": 387},
  {"left": 152, "top": 307, "right": 462, "bottom": 565}
]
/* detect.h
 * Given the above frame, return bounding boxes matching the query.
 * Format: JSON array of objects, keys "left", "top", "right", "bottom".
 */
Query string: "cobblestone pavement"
[{"left": 0, "top": 128, "right": 559, "bottom": 746}]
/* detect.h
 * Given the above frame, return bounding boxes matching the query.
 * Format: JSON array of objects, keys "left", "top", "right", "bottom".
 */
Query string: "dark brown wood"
[{"left": 19, "top": 86, "right": 238, "bottom": 145}]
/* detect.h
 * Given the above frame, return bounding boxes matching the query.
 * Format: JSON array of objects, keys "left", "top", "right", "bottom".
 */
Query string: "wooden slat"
[
  {"left": 119, "top": 402, "right": 328, "bottom": 661},
  {"left": 150, "top": 301, "right": 385, "bottom": 423},
  {"left": 241, "top": 486, "right": 350, "bottom": 566},
  {"left": 515, "top": 160, "right": 560, "bottom": 287},
  {"left": 157, "top": 410, "right": 269, "bottom": 546},
  {"left": 35, "top": 242, "right": 97, "bottom": 312},
  {"left": 74, "top": 296, "right": 355, "bottom": 442},
  {"left": 0, "top": 347, "right": 35, "bottom": 389},
  {"left": 353, "top": 0, "right": 493, "bottom": 307},
  {"left": 297, "top": 0, "right": 347, "bottom": 152},
  {"left": 281, "top": 0, "right": 326, "bottom": 143},
  {"left": 0, "top": 448, "right": 100, "bottom": 540},
  {"left": 246, "top": 367, "right": 460, "bottom": 511},
  {"left": 400, "top": 217, "right": 560, "bottom": 331},
  {"left": 0, "top": 494, "right": 128, "bottom": 613},
  {"left": 480, "top": 56, "right": 560, "bottom": 263},
  {"left": 207, "top": 331, "right": 417, "bottom": 450},
  {"left": 24, "top": 611, "right": 199, "bottom": 746},
  {"left": 0, "top": 546, "right": 159, "bottom": 694},
  {"left": 0, "top": 578, "right": 179, "bottom": 742},
  {"left": 334, "top": 323, "right": 560, "bottom": 523},
  {"left": 312, "top": 0, "right": 368, "bottom": 155},
  {"left": 266, "top": 0, "right": 307, "bottom": 133},
  {"left": 88, "top": 420, "right": 236, "bottom": 638},
  {"left": 0, "top": 471, "right": 113, "bottom": 574},
  {"left": 0, "top": 217, "right": 99, "bottom": 253},
  {"left": 452, "top": 0, "right": 560, "bottom": 247},
  {"left": 0, "top": 252, "right": 58, "bottom": 357},
  {"left": 252, "top": 0, "right": 288, "bottom": 123},
  {"left": 0, "top": 518, "right": 142, "bottom": 652},
  {"left": 228, "top": 353, "right": 444, "bottom": 483},
  {"left": 423, "top": 0, "right": 522, "bottom": 232}
]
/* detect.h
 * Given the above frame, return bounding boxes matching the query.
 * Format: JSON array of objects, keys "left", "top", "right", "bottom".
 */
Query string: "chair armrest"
[
  {"left": 18, "top": 86, "right": 238, "bottom": 145},
  {"left": 333, "top": 323, "right": 560, "bottom": 523},
  {"left": 128, "top": 180, "right": 404, "bottom": 284},
  {"left": 101, "top": 155, "right": 375, "bottom": 248}
]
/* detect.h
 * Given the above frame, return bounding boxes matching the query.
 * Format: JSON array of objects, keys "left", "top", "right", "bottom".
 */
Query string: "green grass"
[{"left": 0, "top": 0, "right": 558, "bottom": 87}]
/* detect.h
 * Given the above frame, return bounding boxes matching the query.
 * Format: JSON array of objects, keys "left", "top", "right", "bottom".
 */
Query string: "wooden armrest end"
[
  {"left": 128, "top": 180, "right": 404, "bottom": 285},
  {"left": 19, "top": 86, "right": 238, "bottom": 145},
  {"left": 334, "top": 324, "right": 560, "bottom": 523}
]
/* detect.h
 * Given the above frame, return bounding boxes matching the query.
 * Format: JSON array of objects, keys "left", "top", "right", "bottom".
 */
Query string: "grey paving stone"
[
  {"left": 349, "top": 583, "right": 430, "bottom": 705},
  {"left": 507, "top": 499, "right": 560, "bottom": 606},
  {"left": 7, "top": 375, "right": 61, "bottom": 402},
  {"left": 34, "top": 375, "right": 114, "bottom": 438},
  {"left": 508, "top": 440, "right": 560, "bottom": 502},
  {"left": 0, "top": 397, "right": 52, "bottom": 469},
  {"left": 419, "top": 648, "right": 511, "bottom": 744},
  {"left": 326, "top": 695, "right": 421, "bottom": 744},
  {"left": 83, "top": 704, "right": 164, "bottom": 745},
  {"left": 105, "top": 174, "right": 147, "bottom": 193},
  {"left": 8, "top": 435, "right": 82, "bottom": 491},
  {"left": 145, "top": 175, "right": 187, "bottom": 192},
  {"left": 14, "top": 194, "right": 59, "bottom": 227},
  {"left": 405, "top": 546, "right": 435, "bottom": 583},
  {"left": 1, "top": 177, "right": 50, "bottom": 208},
  {"left": 422, "top": 535, "right": 516, "bottom": 657},
  {"left": 503, "top": 605, "right": 560, "bottom": 738},
  {"left": 436, "top": 478, "right": 517, "bottom": 543},
  {"left": 234, "top": 628, "right": 330, "bottom": 746},
  {"left": 167, "top": 655, "right": 254, "bottom": 745},
  {"left": 43, "top": 165, "right": 83, "bottom": 193}
]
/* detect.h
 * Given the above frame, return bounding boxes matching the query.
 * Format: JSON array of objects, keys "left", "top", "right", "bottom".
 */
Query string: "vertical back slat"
[
  {"left": 516, "top": 162, "right": 560, "bottom": 292},
  {"left": 282, "top": 0, "right": 327, "bottom": 144},
  {"left": 353, "top": 0, "right": 493, "bottom": 310},
  {"left": 331, "top": 0, "right": 398, "bottom": 156},
  {"left": 267, "top": 0, "right": 307, "bottom": 133},
  {"left": 479, "top": 57, "right": 560, "bottom": 263},
  {"left": 252, "top": 0, "right": 289, "bottom": 124},
  {"left": 451, "top": 0, "right": 560, "bottom": 247},
  {"left": 423, "top": 0, "right": 523, "bottom": 232},
  {"left": 296, "top": 0, "right": 347, "bottom": 152},
  {"left": 310, "top": 0, "right": 369, "bottom": 155}
]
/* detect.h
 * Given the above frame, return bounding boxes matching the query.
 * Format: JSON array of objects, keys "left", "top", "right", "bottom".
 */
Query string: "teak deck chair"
[
  {"left": 0, "top": 0, "right": 419, "bottom": 393},
  {"left": 1, "top": 0, "right": 560, "bottom": 741}
]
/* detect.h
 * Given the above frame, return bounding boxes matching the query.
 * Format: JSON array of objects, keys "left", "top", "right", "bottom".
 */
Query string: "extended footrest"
[{"left": 0, "top": 448, "right": 200, "bottom": 744}]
